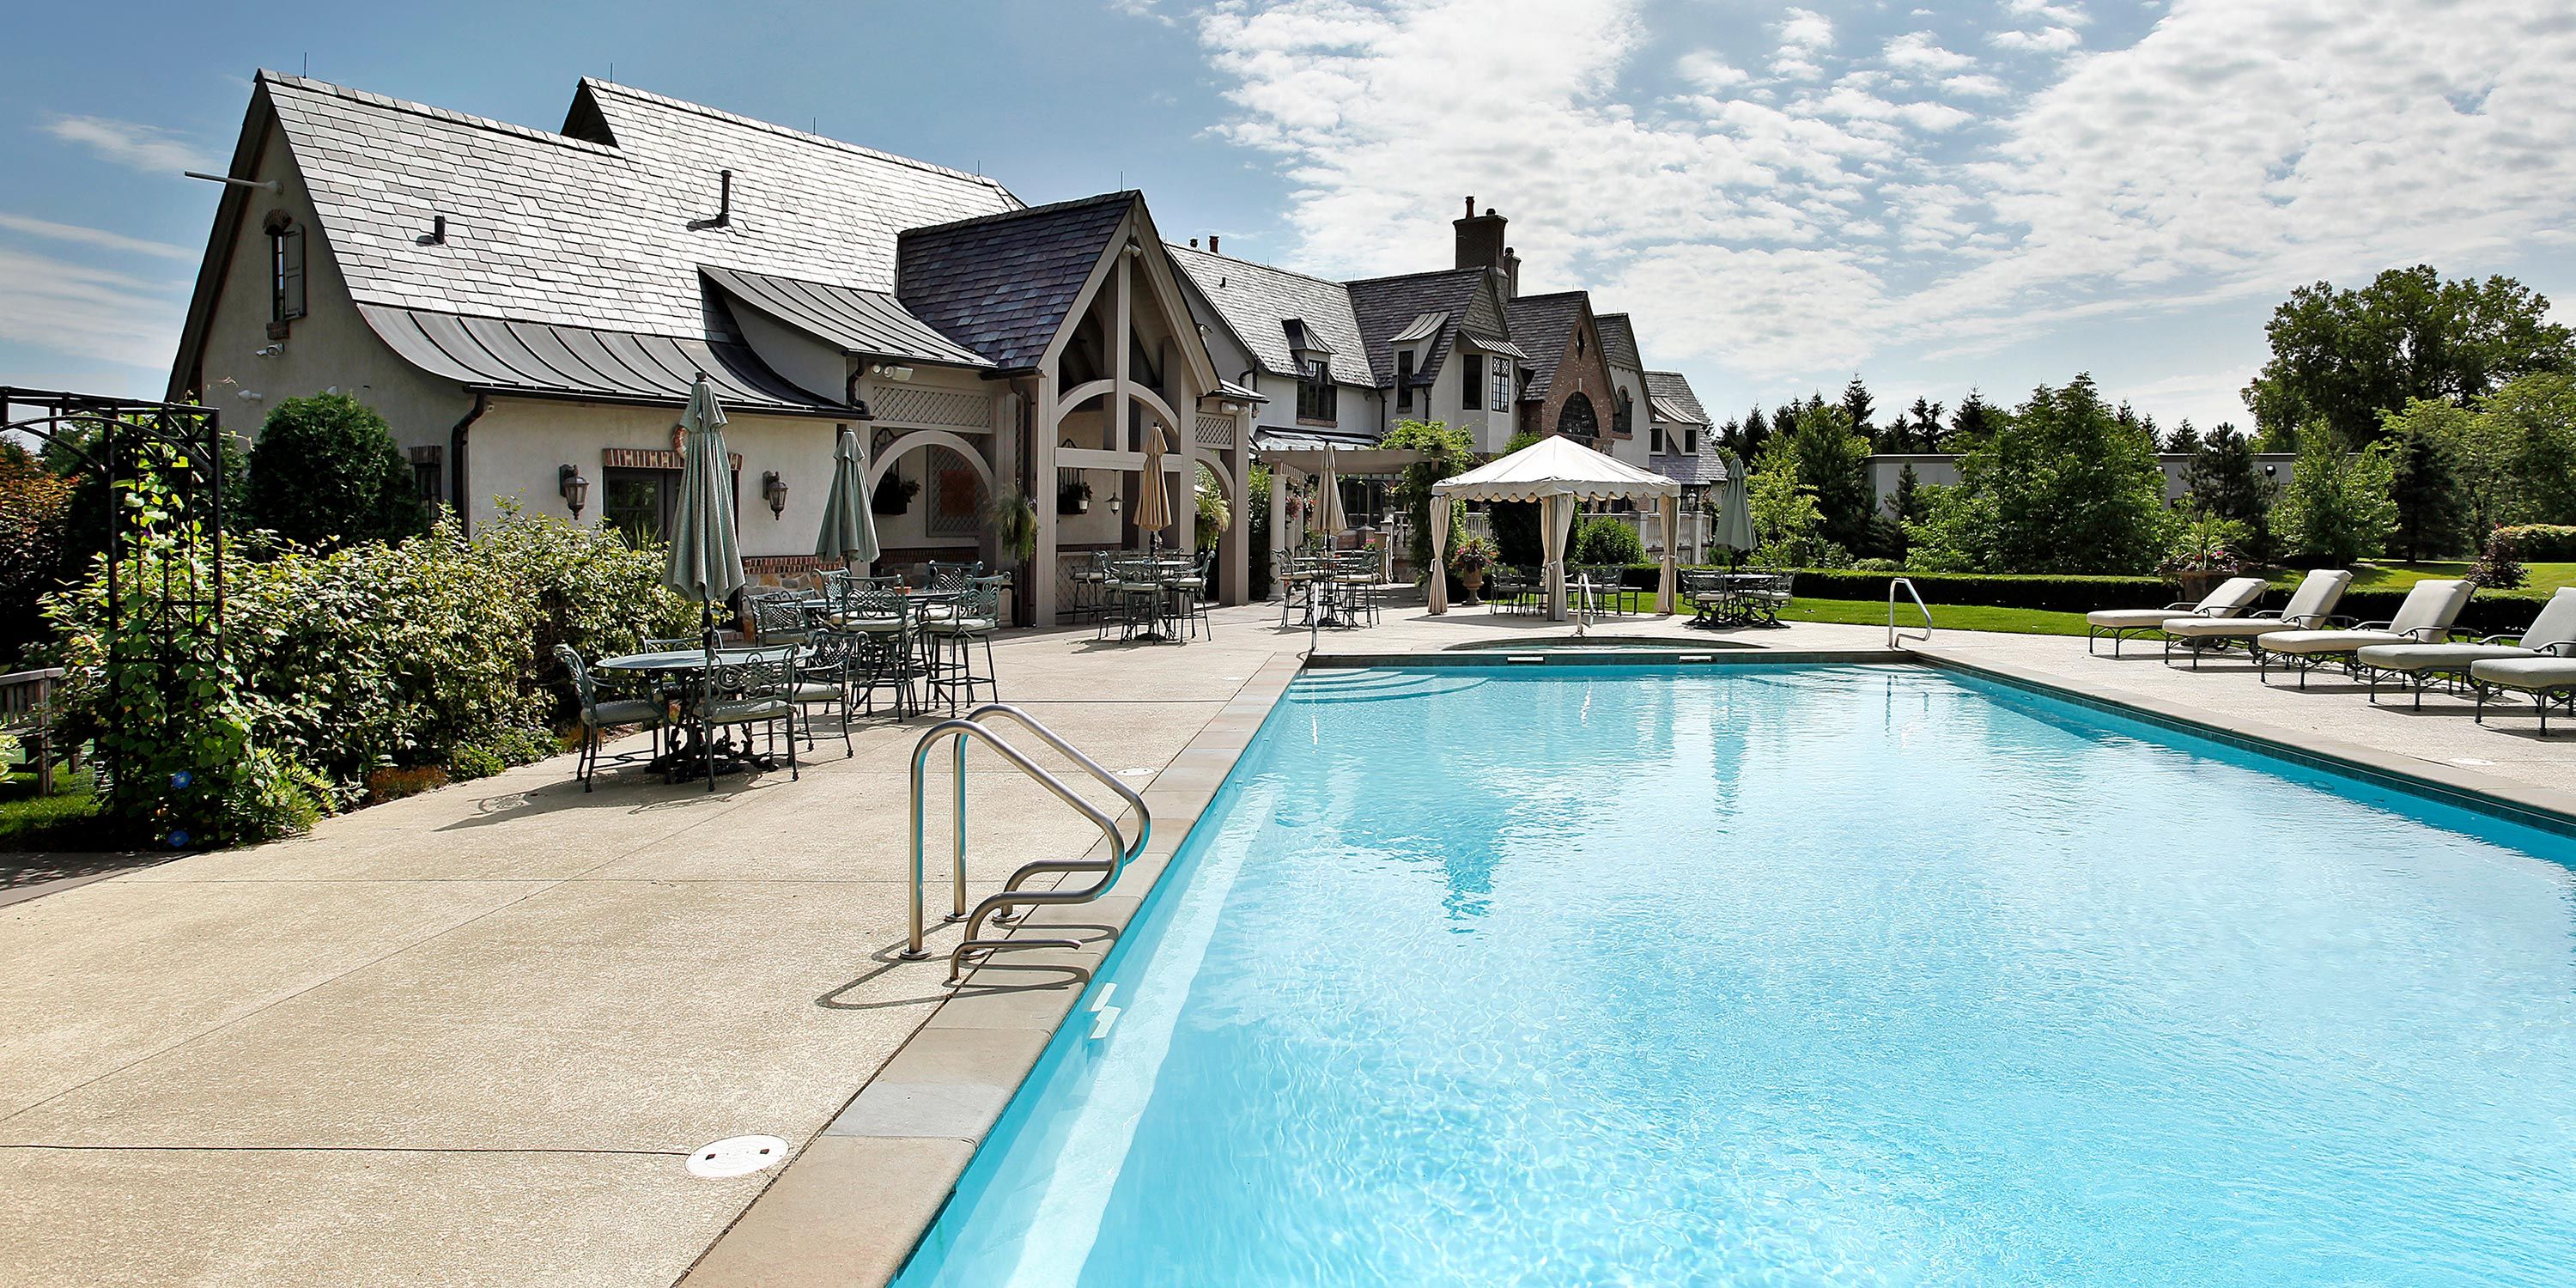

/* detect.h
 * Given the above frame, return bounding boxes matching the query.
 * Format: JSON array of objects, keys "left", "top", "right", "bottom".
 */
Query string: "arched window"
[{"left": 1558, "top": 392, "right": 1599, "bottom": 439}]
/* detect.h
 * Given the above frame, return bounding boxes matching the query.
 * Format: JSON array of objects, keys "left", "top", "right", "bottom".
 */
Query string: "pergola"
[{"left": 1430, "top": 434, "right": 1682, "bottom": 621}]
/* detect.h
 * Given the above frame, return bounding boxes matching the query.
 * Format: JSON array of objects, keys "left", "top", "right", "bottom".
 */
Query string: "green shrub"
[
  {"left": 1905, "top": 374, "right": 2177, "bottom": 574},
  {"left": 2489, "top": 524, "right": 2576, "bottom": 561},
  {"left": 447, "top": 725, "right": 559, "bottom": 782},
  {"left": 477, "top": 501, "right": 695, "bottom": 720},
  {"left": 2466, "top": 529, "right": 2529, "bottom": 589},
  {"left": 2275, "top": 428, "right": 2399, "bottom": 564},
  {"left": 246, "top": 393, "right": 428, "bottom": 549},
  {"left": 1572, "top": 515, "right": 1645, "bottom": 565}
]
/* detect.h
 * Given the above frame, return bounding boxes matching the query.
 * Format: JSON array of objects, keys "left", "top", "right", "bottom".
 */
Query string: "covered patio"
[{"left": 1429, "top": 435, "right": 1683, "bottom": 621}]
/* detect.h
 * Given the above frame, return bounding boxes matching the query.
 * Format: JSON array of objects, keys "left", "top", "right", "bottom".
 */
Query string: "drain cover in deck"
[{"left": 688, "top": 1135, "right": 790, "bottom": 1179}]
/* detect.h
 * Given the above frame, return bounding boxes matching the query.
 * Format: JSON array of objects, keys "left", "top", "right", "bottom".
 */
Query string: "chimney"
[
  {"left": 1188, "top": 237, "right": 1200, "bottom": 248},
  {"left": 1208, "top": 234, "right": 1220, "bottom": 255},
  {"left": 1454, "top": 197, "right": 1508, "bottom": 274},
  {"left": 1503, "top": 245, "right": 1520, "bottom": 300}
]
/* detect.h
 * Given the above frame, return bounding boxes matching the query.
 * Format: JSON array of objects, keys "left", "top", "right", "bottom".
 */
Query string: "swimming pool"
[{"left": 896, "top": 665, "right": 2576, "bottom": 1286}]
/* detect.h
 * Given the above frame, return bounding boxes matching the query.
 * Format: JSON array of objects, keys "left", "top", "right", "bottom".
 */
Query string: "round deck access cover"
[{"left": 688, "top": 1135, "right": 790, "bottom": 1179}]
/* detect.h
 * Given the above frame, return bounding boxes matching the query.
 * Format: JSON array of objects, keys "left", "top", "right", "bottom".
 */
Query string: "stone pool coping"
[{"left": 681, "top": 641, "right": 2574, "bottom": 1286}]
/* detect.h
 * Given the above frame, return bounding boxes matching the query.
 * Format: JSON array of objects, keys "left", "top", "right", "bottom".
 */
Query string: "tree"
[
  {"left": 1888, "top": 396, "right": 1945, "bottom": 453},
  {"left": 2385, "top": 420, "right": 2466, "bottom": 561},
  {"left": 2180, "top": 422, "right": 2276, "bottom": 561},
  {"left": 2475, "top": 372, "right": 2576, "bottom": 526},
  {"left": 2275, "top": 426, "right": 2399, "bottom": 565},
  {"left": 1, "top": 442, "right": 77, "bottom": 667},
  {"left": 1907, "top": 374, "right": 2177, "bottom": 574},
  {"left": 1840, "top": 376, "right": 1877, "bottom": 447},
  {"left": 1379, "top": 419, "right": 1475, "bottom": 574},
  {"left": 1777, "top": 401, "right": 1876, "bottom": 556},
  {"left": 1949, "top": 390, "right": 1996, "bottom": 445},
  {"left": 2244, "top": 265, "right": 2575, "bottom": 449},
  {"left": 2164, "top": 418, "right": 2203, "bottom": 454},
  {"left": 246, "top": 393, "right": 428, "bottom": 549},
  {"left": 1746, "top": 437, "right": 1828, "bottom": 568},
  {"left": 1736, "top": 405, "right": 1771, "bottom": 461}
]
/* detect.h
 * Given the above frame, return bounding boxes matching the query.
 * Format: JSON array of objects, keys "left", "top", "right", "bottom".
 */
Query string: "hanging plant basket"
[{"left": 872, "top": 474, "right": 919, "bottom": 516}]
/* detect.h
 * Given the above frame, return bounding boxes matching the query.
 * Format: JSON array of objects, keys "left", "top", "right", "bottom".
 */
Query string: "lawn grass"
[
  {"left": 0, "top": 762, "right": 105, "bottom": 850},
  {"left": 2276, "top": 562, "right": 2576, "bottom": 592},
  {"left": 1769, "top": 596, "right": 2093, "bottom": 637}
]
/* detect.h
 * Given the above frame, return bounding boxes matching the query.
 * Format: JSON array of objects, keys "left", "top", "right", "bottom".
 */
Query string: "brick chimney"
[{"left": 1454, "top": 197, "right": 1508, "bottom": 276}]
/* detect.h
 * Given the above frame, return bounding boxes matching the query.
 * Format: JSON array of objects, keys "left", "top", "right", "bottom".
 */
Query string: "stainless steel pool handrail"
[
  {"left": 1888, "top": 576, "right": 1933, "bottom": 647},
  {"left": 903, "top": 704, "right": 1151, "bottom": 987}
]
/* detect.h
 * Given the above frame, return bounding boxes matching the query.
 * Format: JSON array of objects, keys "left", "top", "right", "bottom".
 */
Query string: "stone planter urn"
[
  {"left": 1457, "top": 568, "right": 1485, "bottom": 605},
  {"left": 2172, "top": 568, "right": 2230, "bottom": 602}
]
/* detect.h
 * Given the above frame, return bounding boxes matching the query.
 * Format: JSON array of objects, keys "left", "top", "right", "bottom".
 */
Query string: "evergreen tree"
[
  {"left": 1891, "top": 396, "right": 1944, "bottom": 453},
  {"left": 1781, "top": 402, "right": 1876, "bottom": 556},
  {"left": 2164, "top": 418, "right": 2203, "bottom": 454},
  {"left": 2387, "top": 422, "right": 2468, "bottom": 561},
  {"left": 1738, "top": 405, "right": 1771, "bottom": 461},
  {"left": 2182, "top": 422, "right": 2276, "bottom": 562},
  {"left": 1840, "top": 376, "right": 1877, "bottom": 447},
  {"left": 1949, "top": 390, "right": 1995, "bottom": 445},
  {"left": 246, "top": 393, "right": 428, "bottom": 549}
]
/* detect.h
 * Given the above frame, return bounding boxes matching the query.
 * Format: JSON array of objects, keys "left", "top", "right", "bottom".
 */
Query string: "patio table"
[{"left": 595, "top": 647, "right": 797, "bottom": 780}]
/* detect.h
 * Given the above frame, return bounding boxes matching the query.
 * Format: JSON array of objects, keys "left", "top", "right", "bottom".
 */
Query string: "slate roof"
[
  {"left": 1504, "top": 291, "right": 1592, "bottom": 401},
  {"left": 1644, "top": 369, "right": 1710, "bottom": 425},
  {"left": 1346, "top": 268, "right": 1488, "bottom": 388},
  {"left": 703, "top": 264, "right": 992, "bottom": 368},
  {"left": 258, "top": 72, "right": 1021, "bottom": 342},
  {"left": 360, "top": 303, "right": 835, "bottom": 414},
  {"left": 1166, "top": 245, "right": 1373, "bottom": 386},
  {"left": 1595, "top": 312, "right": 1643, "bottom": 373},
  {"left": 894, "top": 191, "right": 1136, "bottom": 373}
]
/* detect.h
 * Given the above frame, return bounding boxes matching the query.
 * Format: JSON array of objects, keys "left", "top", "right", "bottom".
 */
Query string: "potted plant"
[
  {"left": 1058, "top": 477, "right": 1092, "bottom": 516},
  {"left": 872, "top": 472, "right": 920, "bottom": 516},
  {"left": 2159, "top": 514, "right": 2248, "bottom": 601},
  {"left": 1449, "top": 534, "right": 1500, "bottom": 605}
]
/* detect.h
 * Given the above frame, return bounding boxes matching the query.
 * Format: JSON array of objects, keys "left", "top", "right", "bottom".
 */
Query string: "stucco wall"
[{"left": 187, "top": 113, "right": 466, "bottom": 468}]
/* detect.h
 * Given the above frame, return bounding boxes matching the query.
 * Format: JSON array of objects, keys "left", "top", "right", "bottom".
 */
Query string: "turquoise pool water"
[{"left": 896, "top": 665, "right": 2576, "bottom": 1286}]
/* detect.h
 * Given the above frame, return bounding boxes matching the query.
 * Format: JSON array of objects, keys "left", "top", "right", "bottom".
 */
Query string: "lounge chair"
[
  {"left": 2251, "top": 579, "right": 2474, "bottom": 688},
  {"left": 2160, "top": 569, "right": 2354, "bottom": 668},
  {"left": 2354, "top": 586, "right": 2576, "bottom": 708},
  {"left": 2470, "top": 655, "right": 2576, "bottom": 734},
  {"left": 2086, "top": 576, "right": 2268, "bottom": 656}
]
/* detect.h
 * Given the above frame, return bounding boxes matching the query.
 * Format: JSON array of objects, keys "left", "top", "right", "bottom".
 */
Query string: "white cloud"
[
  {"left": 1883, "top": 32, "right": 1974, "bottom": 74},
  {"left": 1990, "top": 26, "right": 2083, "bottom": 53},
  {"left": 1770, "top": 6, "right": 1833, "bottom": 78},
  {"left": 0, "top": 246, "right": 186, "bottom": 372},
  {"left": 2003, "top": 0, "right": 2092, "bottom": 26},
  {"left": 0, "top": 213, "right": 197, "bottom": 261},
  {"left": 1182, "top": 0, "right": 2576, "bottom": 412},
  {"left": 40, "top": 114, "right": 208, "bottom": 173}
]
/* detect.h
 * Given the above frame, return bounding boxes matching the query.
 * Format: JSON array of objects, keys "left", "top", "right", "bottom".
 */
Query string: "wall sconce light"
[
  {"left": 762, "top": 470, "right": 790, "bottom": 518},
  {"left": 558, "top": 464, "right": 590, "bottom": 519},
  {"left": 1109, "top": 491, "right": 1122, "bottom": 516},
  {"left": 872, "top": 363, "right": 915, "bottom": 382}
]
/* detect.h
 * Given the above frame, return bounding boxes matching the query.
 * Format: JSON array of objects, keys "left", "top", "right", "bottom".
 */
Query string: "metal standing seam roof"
[
  {"left": 1458, "top": 331, "right": 1532, "bottom": 362},
  {"left": 258, "top": 73, "right": 1022, "bottom": 342},
  {"left": 1644, "top": 369, "right": 1711, "bottom": 425},
  {"left": 702, "top": 264, "right": 992, "bottom": 368},
  {"left": 894, "top": 191, "right": 1139, "bottom": 373},
  {"left": 358, "top": 303, "right": 840, "bottom": 414},
  {"left": 1386, "top": 312, "right": 1447, "bottom": 346},
  {"left": 1167, "top": 244, "right": 1375, "bottom": 386},
  {"left": 1649, "top": 396, "right": 1697, "bottom": 424}
]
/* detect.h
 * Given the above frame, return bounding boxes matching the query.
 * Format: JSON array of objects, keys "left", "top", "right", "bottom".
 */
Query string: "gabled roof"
[
  {"left": 894, "top": 191, "right": 1138, "bottom": 372},
  {"left": 1166, "top": 245, "right": 1373, "bottom": 386},
  {"left": 1346, "top": 268, "right": 1489, "bottom": 388},
  {"left": 1644, "top": 370, "right": 1710, "bottom": 426},
  {"left": 252, "top": 72, "right": 1020, "bottom": 340},
  {"left": 1503, "top": 291, "right": 1594, "bottom": 402},
  {"left": 1595, "top": 313, "right": 1643, "bottom": 373},
  {"left": 702, "top": 265, "right": 992, "bottom": 368}
]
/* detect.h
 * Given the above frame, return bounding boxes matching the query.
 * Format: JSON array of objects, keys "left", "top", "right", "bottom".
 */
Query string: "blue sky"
[{"left": 5, "top": 0, "right": 2570, "bottom": 434}]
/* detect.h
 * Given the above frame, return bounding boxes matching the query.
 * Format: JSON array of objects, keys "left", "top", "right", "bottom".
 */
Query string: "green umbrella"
[
  {"left": 1711, "top": 450, "right": 1755, "bottom": 562},
  {"left": 665, "top": 374, "right": 745, "bottom": 645},
  {"left": 815, "top": 425, "right": 879, "bottom": 571}
]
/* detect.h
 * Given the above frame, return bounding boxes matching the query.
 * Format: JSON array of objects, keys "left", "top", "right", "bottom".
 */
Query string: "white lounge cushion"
[
  {"left": 2089, "top": 575, "right": 2267, "bottom": 629},
  {"left": 2470, "top": 656, "right": 2576, "bottom": 694},
  {"left": 2385, "top": 579, "right": 2475, "bottom": 637},
  {"left": 2275, "top": 568, "right": 2354, "bottom": 625},
  {"left": 2354, "top": 643, "right": 2533, "bottom": 672},
  {"left": 2164, "top": 616, "right": 2298, "bottom": 640},
  {"left": 2255, "top": 629, "right": 2403, "bottom": 656},
  {"left": 2088, "top": 608, "right": 2203, "bottom": 629}
]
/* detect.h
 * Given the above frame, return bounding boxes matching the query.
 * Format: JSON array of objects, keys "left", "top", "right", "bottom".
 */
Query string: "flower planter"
[
  {"left": 1458, "top": 569, "right": 1485, "bottom": 606},
  {"left": 2172, "top": 569, "right": 2230, "bottom": 602}
]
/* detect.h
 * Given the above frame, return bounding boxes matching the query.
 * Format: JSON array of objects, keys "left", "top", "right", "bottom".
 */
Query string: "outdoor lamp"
[
  {"left": 557, "top": 464, "right": 589, "bottom": 519},
  {"left": 1109, "top": 491, "right": 1122, "bottom": 515},
  {"left": 762, "top": 470, "right": 790, "bottom": 518}
]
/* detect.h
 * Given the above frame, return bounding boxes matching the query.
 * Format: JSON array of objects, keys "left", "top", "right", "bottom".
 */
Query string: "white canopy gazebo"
[{"left": 1429, "top": 435, "right": 1683, "bottom": 620}]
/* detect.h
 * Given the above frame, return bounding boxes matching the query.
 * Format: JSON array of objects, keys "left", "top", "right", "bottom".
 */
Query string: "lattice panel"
[
  {"left": 1195, "top": 413, "right": 1236, "bottom": 448},
  {"left": 873, "top": 386, "right": 994, "bottom": 429}
]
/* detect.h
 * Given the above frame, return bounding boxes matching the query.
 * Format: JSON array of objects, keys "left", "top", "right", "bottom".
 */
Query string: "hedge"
[{"left": 2492, "top": 525, "right": 2576, "bottom": 561}]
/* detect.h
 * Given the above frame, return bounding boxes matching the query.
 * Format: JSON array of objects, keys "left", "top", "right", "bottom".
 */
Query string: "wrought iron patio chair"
[
  {"left": 689, "top": 647, "right": 799, "bottom": 792},
  {"left": 924, "top": 578, "right": 1005, "bottom": 712},
  {"left": 794, "top": 627, "right": 860, "bottom": 757},
  {"left": 554, "top": 645, "right": 666, "bottom": 792}
]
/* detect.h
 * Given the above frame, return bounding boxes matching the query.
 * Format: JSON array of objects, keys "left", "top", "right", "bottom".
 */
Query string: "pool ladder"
[
  {"left": 1888, "top": 576, "right": 1933, "bottom": 648},
  {"left": 904, "top": 703, "right": 1150, "bottom": 987}
]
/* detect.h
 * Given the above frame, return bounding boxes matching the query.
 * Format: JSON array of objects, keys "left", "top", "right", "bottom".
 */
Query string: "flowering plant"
[{"left": 2158, "top": 514, "right": 2249, "bottom": 577}]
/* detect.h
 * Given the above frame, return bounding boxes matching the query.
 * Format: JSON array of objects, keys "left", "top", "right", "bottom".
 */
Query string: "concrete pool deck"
[{"left": 3, "top": 598, "right": 2570, "bottom": 1286}]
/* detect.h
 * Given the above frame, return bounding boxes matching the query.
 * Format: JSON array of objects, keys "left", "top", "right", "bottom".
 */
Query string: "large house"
[{"left": 169, "top": 72, "right": 1260, "bottom": 623}]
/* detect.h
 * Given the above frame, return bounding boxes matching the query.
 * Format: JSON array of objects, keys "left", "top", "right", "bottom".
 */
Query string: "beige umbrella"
[
  {"left": 1312, "top": 442, "right": 1347, "bottom": 544},
  {"left": 1134, "top": 422, "right": 1174, "bottom": 550}
]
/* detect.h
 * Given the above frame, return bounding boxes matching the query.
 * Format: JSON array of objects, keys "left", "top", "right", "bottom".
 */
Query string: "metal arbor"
[{"left": 1, "top": 387, "right": 228, "bottom": 815}]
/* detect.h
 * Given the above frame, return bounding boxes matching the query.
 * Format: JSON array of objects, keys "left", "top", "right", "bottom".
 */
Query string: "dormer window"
[{"left": 264, "top": 210, "right": 307, "bottom": 332}]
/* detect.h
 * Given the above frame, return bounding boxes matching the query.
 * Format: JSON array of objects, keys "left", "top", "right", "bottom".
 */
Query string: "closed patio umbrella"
[
  {"left": 665, "top": 373, "right": 745, "bottom": 647},
  {"left": 815, "top": 425, "right": 879, "bottom": 572},
  {"left": 1711, "top": 451, "right": 1755, "bottom": 563},
  {"left": 1312, "top": 442, "right": 1347, "bottom": 544},
  {"left": 1135, "top": 422, "right": 1174, "bottom": 551}
]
